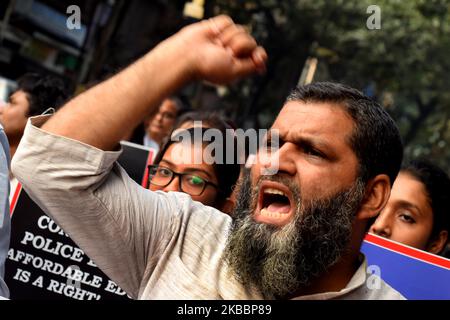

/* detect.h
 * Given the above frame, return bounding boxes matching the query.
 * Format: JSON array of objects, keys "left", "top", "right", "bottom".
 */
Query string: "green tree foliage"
[{"left": 212, "top": 0, "right": 450, "bottom": 173}]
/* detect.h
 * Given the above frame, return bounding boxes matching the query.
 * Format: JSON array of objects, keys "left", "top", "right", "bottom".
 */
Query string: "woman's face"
[
  {"left": 146, "top": 99, "right": 178, "bottom": 142},
  {"left": 370, "top": 172, "right": 434, "bottom": 251},
  {"left": 149, "top": 143, "right": 220, "bottom": 207}
]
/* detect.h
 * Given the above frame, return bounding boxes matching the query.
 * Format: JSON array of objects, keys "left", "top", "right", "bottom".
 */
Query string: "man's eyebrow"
[
  {"left": 297, "top": 136, "right": 330, "bottom": 149},
  {"left": 266, "top": 130, "right": 335, "bottom": 154},
  {"left": 293, "top": 134, "right": 335, "bottom": 153}
]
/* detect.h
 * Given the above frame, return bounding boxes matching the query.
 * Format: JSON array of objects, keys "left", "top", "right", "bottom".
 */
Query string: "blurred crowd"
[{"left": 0, "top": 15, "right": 449, "bottom": 300}]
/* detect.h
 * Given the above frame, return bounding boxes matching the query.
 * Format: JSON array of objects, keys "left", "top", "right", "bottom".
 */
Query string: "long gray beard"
[{"left": 223, "top": 170, "right": 366, "bottom": 299}]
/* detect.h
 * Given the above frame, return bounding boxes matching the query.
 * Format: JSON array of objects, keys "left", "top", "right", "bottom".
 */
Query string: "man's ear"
[
  {"left": 357, "top": 174, "right": 391, "bottom": 220},
  {"left": 218, "top": 197, "right": 235, "bottom": 215},
  {"left": 427, "top": 231, "right": 448, "bottom": 255}
]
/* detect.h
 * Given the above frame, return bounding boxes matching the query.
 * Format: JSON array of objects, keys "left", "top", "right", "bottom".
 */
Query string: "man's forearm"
[
  {"left": 40, "top": 16, "right": 267, "bottom": 151},
  {"left": 42, "top": 40, "right": 192, "bottom": 151}
]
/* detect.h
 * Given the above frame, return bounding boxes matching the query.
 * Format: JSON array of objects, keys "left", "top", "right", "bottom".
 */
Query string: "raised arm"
[
  {"left": 11, "top": 16, "right": 266, "bottom": 298},
  {"left": 42, "top": 15, "right": 267, "bottom": 150}
]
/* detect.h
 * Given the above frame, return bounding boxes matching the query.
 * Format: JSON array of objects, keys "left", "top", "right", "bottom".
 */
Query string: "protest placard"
[{"left": 362, "top": 233, "right": 450, "bottom": 300}]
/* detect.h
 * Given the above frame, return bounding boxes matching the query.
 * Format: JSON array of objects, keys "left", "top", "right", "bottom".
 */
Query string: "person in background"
[
  {"left": 173, "top": 111, "right": 251, "bottom": 215},
  {"left": 370, "top": 159, "right": 449, "bottom": 256},
  {"left": 149, "top": 112, "right": 240, "bottom": 213},
  {"left": 12, "top": 16, "right": 404, "bottom": 299},
  {"left": 0, "top": 73, "right": 69, "bottom": 202},
  {"left": 0, "top": 124, "right": 10, "bottom": 298},
  {"left": 0, "top": 73, "right": 69, "bottom": 159},
  {"left": 142, "top": 96, "right": 191, "bottom": 153}
]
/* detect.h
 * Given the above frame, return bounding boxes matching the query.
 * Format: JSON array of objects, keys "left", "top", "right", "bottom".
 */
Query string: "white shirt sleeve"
[{"left": 11, "top": 115, "right": 184, "bottom": 298}]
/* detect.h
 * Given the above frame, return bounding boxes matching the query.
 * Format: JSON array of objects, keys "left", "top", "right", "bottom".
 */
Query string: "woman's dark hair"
[
  {"left": 154, "top": 112, "right": 240, "bottom": 201},
  {"left": 17, "top": 73, "right": 70, "bottom": 116},
  {"left": 402, "top": 159, "right": 450, "bottom": 240},
  {"left": 175, "top": 110, "right": 238, "bottom": 130}
]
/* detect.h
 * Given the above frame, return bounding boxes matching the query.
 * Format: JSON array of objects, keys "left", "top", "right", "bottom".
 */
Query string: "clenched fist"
[{"left": 158, "top": 15, "right": 268, "bottom": 85}]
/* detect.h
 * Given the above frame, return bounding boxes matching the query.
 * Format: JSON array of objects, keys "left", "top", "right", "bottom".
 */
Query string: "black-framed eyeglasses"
[{"left": 148, "top": 165, "right": 219, "bottom": 196}]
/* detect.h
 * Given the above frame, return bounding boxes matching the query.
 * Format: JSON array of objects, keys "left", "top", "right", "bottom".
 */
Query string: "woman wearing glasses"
[{"left": 147, "top": 113, "right": 241, "bottom": 213}]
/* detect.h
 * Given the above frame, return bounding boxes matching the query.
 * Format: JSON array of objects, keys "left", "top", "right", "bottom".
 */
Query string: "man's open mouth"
[{"left": 254, "top": 181, "right": 294, "bottom": 226}]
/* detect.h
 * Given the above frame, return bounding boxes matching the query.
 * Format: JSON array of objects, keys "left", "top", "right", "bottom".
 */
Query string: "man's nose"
[
  {"left": 370, "top": 213, "right": 392, "bottom": 238},
  {"left": 261, "top": 142, "right": 297, "bottom": 176}
]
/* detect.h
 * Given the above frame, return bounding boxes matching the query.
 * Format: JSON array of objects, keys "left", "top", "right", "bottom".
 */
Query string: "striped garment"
[{"left": 11, "top": 115, "right": 405, "bottom": 300}]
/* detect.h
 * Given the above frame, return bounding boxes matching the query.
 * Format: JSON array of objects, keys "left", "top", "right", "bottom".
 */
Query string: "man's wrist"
[{"left": 141, "top": 37, "right": 197, "bottom": 90}]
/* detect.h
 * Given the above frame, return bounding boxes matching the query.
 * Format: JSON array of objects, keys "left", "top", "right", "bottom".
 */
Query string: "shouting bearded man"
[{"left": 12, "top": 16, "right": 404, "bottom": 299}]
